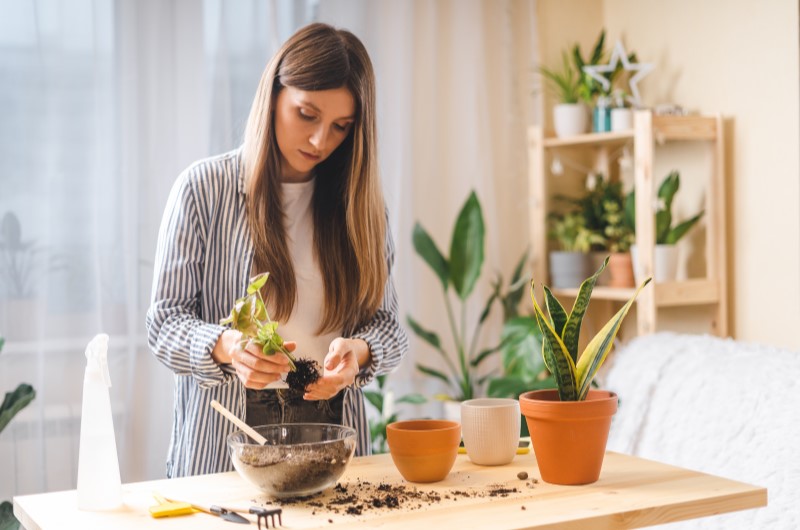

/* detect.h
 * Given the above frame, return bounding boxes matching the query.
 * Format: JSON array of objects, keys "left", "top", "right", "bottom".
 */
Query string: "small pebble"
[
  {"left": 521, "top": 505, "right": 527, "bottom": 511},
  {"left": 517, "top": 471, "right": 528, "bottom": 480}
]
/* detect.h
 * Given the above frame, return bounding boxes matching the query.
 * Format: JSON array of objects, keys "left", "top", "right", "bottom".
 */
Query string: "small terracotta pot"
[
  {"left": 519, "top": 389, "right": 618, "bottom": 485},
  {"left": 386, "top": 420, "right": 461, "bottom": 483},
  {"left": 608, "top": 252, "right": 635, "bottom": 288}
]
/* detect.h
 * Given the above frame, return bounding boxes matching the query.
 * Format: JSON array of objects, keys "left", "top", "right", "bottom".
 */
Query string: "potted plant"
[
  {"left": 548, "top": 210, "right": 603, "bottom": 289},
  {"left": 627, "top": 170, "right": 704, "bottom": 283},
  {"left": 538, "top": 52, "right": 587, "bottom": 138},
  {"left": 407, "top": 192, "right": 508, "bottom": 416},
  {"left": 519, "top": 259, "right": 650, "bottom": 485},
  {"left": 0, "top": 336, "right": 37, "bottom": 530}
]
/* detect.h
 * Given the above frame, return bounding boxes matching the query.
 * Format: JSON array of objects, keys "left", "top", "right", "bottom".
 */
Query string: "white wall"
[{"left": 536, "top": 0, "right": 800, "bottom": 350}]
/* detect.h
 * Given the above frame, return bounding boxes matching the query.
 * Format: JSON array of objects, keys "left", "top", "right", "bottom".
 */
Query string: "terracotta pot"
[
  {"left": 608, "top": 252, "right": 635, "bottom": 288},
  {"left": 519, "top": 389, "right": 618, "bottom": 485},
  {"left": 386, "top": 420, "right": 461, "bottom": 483}
]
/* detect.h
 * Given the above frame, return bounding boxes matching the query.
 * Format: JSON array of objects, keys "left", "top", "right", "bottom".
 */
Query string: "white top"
[{"left": 275, "top": 178, "right": 341, "bottom": 368}]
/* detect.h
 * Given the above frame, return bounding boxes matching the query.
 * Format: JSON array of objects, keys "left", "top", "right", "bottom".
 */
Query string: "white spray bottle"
[{"left": 76, "top": 333, "right": 122, "bottom": 510}]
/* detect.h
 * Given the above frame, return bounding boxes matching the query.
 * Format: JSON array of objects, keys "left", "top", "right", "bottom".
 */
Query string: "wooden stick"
[{"left": 210, "top": 399, "right": 267, "bottom": 445}]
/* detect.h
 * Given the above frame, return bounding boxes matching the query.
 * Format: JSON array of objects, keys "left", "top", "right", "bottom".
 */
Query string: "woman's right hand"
[{"left": 213, "top": 330, "right": 296, "bottom": 389}]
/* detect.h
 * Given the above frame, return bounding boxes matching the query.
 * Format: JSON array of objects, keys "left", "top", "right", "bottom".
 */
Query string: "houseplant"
[
  {"left": 548, "top": 210, "right": 603, "bottom": 288},
  {"left": 0, "top": 336, "right": 37, "bottom": 530},
  {"left": 407, "top": 192, "right": 508, "bottom": 407},
  {"left": 363, "top": 375, "right": 426, "bottom": 454},
  {"left": 519, "top": 258, "right": 650, "bottom": 485},
  {"left": 627, "top": 170, "right": 704, "bottom": 282},
  {"left": 538, "top": 52, "right": 587, "bottom": 138}
]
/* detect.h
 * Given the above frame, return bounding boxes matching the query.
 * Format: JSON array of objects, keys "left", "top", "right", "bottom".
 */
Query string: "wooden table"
[{"left": 14, "top": 451, "right": 766, "bottom": 529}]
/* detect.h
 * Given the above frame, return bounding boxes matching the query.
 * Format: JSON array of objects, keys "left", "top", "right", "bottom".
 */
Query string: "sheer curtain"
[{"left": 0, "top": 0, "right": 537, "bottom": 499}]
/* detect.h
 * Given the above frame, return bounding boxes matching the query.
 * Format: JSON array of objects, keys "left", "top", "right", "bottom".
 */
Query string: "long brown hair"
[{"left": 242, "top": 23, "right": 386, "bottom": 334}]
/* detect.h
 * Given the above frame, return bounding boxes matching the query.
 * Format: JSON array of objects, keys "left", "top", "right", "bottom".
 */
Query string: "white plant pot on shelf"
[
  {"left": 631, "top": 244, "right": 680, "bottom": 284},
  {"left": 610, "top": 108, "right": 633, "bottom": 132},
  {"left": 553, "top": 103, "right": 589, "bottom": 138}
]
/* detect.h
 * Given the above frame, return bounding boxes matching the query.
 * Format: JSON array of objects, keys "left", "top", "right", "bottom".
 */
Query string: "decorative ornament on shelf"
[{"left": 582, "top": 40, "right": 653, "bottom": 107}]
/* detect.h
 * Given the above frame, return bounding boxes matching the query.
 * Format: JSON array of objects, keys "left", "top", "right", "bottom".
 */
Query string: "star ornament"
[{"left": 582, "top": 40, "right": 654, "bottom": 107}]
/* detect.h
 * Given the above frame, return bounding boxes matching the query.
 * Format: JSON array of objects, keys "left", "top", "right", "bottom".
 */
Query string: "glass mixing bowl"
[{"left": 227, "top": 423, "right": 356, "bottom": 498}]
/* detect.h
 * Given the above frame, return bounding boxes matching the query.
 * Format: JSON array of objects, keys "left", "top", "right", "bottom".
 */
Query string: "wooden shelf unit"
[{"left": 528, "top": 111, "right": 728, "bottom": 337}]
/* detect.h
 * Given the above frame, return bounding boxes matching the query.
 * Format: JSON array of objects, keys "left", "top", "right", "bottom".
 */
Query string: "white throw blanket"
[{"left": 603, "top": 332, "right": 799, "bottom": 529}]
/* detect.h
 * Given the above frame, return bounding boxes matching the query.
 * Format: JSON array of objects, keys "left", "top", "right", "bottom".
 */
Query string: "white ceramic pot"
[
  {"left": 631, "top": 244, "right": 680, "bottom": 284},
  {"left": 610, "top": 108, "right": 633, "bottom": 132},
  {"left": 553, "top": 103, "right": 589, "bottom": 138}
]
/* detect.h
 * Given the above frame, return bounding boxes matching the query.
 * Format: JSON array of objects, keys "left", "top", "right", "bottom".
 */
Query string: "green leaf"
[
  {"left": 0, "top": 384, "right": 35, "bottom": 434},
  {"left": 576, "top": 278, "right": 652, "bottom": 400},
  {"left": 412, "top": 223, "right": 449, "bottom": 290},
  {"left": 0, "top": 337, "right": 5, "bottom": 354},
  {"left": 543, "top": 286, "right": 568, "bottom": 337},
  {"left": 247, "top": 272, "right": 269, "bottom": 294},
  {"left": 416, "top": 364, "right": 451, "bottom": 386},
  {"left": 658, "top": 171, "right": 680, "bottom": 210},
  {"left": 561, "top": 257, "right": 608, "bottom": 363},
  {"left": 666, "top": 212, "right": 704, "bottom": 245},
  {"left": 531, "top": 284, "right": 577, "bottom": 401},
  {"left": 363, "top": 390, "right": 383, "bottom": 413},
  {"left": 396, "top": 394, "right": 427, "bottom": 405},
  {"left": 478, "top": 289, "right": 498, "bottom": 325},
  {"left": 470, "top": 337, "right": 510, "bottom": 367},
  {"left": 449, "top": 191, "right": 485, "bottom": 300},
  {"left": 624, "top": 190, "right": 636, "bottom": 232},
  {"left": 0, "top": 501, "right": 21, "bottom": 530},
  {"left": 499, "top": 316, "right": 544, "bottom": 378},
  {"left": 656, "top": 209, "right": 672, "bottom": 244},
  {"left": 406, "top": 315, "right": 442, "bottom": 351}
]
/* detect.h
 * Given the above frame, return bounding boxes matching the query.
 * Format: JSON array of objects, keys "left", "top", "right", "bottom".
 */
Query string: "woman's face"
[{"left": 274, "top": 85, "right": 355, "bottom": 182}]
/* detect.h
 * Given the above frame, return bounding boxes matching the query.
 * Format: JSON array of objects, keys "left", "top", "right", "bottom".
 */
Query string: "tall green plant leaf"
[
  {"left": 396, "top": 394, "right": 427, "bottom": 405},
  {"left": 412, "top": 223, "right": 449, "bottom": 290},
  {"left": 449, "top": 192, "right": 485, "bottom": 300},
  {"left": 658, "top": 171, "right": 680, "bottom": 209},
  {"left": 406, "top": 315, "right": 443, "bottom": 351},
  {"left": 561, "top": 257, "right": 608, "bottom": 363},
  {"left": 363, "top": 390, "right": 383, "bottom": 413},
  {"left": 531, "top": 284, "right": 577, "bottom": 401},
  {"left": 543, "top": 286, "right": 568, "bottom": 336},
  {"left": 575, "top": 278, "right": 652, "bottom": 399},
  {"left": 666, "top": 212, "right": 704, "bottom": 245},
  {"left": 1, "top": 500, "right": 21, "bottom": 530},
  {"left": 0, "top": 384, "right": 35, "bottom": 433},
  {"left": 656, "top": 209, "right": 672, "bottom": 244},
  {"left": 416, "top": 364, "right": 452, "bottom": 388}
]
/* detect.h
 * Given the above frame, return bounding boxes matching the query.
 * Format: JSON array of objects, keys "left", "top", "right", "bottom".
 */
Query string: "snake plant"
[{"left": 530, "top": 258, "right": 651, "bottom": 401}]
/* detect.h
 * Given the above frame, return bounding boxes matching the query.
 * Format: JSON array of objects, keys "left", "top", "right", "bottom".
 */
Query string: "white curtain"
[{"left": 0, "top": 0, "right": 538, "bottom": 499}]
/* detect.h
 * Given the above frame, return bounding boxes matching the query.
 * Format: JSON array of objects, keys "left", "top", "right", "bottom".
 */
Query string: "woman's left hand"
[{"left": 303, "top": 338, "right": 368, "bottom": 400}]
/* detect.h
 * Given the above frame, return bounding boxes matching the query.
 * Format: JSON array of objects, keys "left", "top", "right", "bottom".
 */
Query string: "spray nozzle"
[{"left": 85, "top": 333, "right": 111, "bottom": 388}]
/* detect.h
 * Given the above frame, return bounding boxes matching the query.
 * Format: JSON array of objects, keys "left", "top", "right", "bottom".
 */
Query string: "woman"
[{"left": 146, "top": 23, "right": 408, "bottom": 478}]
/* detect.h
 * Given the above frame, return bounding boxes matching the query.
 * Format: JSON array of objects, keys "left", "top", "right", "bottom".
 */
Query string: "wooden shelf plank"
[
  {"left": 550, "top": 279, "right": 719, "bottom": 307},
  {"left": 653, "top": 115, "right": 717, "bottom": 141},
  {"left": 542, "top": 130, "right": 633, "bottom": 147}
]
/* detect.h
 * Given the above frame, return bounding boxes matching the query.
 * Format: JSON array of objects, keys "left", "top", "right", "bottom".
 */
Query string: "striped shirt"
[{"left": 145, "top": 148, "right": 408, "bottom": 478}]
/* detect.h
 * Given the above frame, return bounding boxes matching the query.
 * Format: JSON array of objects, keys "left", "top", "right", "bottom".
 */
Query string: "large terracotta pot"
[{"left": 519, "top": 389, "right": 618, "bottom": 485}]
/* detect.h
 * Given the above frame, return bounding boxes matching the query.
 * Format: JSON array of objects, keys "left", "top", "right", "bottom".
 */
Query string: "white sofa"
[{"left": 602, "top": 332, "right": 799, "bottom": 529}]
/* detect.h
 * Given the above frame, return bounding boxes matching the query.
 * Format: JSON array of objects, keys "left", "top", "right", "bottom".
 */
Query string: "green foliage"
[
  {"left": 0, "top": 337, "right": 35, "bottom": 530},
  {"left": 408, "top": 192, "right": 510, "bottom": 402},
  {"left": 626, "top": 171, "right": 705, "bottom": 245},
  {"left": 562, "top": 177, "right": 633, "bottom": 253},
  {"left": 220, "top": 273, "right": 297, "bottom": 371},
  {"left": 364, "top": 375, "right": 426, "bottom": 454},
  {"left": 548, "top": 211, "right": 604, "bottom": 253},
  {"left": 531, "top": 259, "right": 651, "bottom": 401},
  {"left": 573, "top": 29, "right": 608, "bottom": 102},
  {"left": 538, "top": 51, "right": 581, "bottom": 104}
]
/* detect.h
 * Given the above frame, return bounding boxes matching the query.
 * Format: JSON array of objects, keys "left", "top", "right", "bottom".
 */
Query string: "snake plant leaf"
[
  {"left": 658, "top": 171, "right": 680, "bottom": 210},
  {"left": 412, "top": 222, "right": 449, "bottom": 290},
  {"left": 666, "top": 212, "right": 704, "bottom": 245},
  {"left": 656, "top": 209, "right": 672, "bottom": 244},
  {"left": 449, "top": 191, "right": 485, "bottom": 301},
  {"left": 247, "top": 272, "right": 269, "bottom": 294},
  {"left": 0, "top": 384, "right": 35, "bottom": 434},
  {"left": 416, "top": 364, "right": 452, "bottom": 387},
  {"left": 576, "top": 278, "right": 652, "bottom": 400},
  {"left": 543, "top": 286, "right": 568, "bottom": 336},
  {"left": 406, "top": 315, "right": 443, "bottom": 351},
  {"left": 562, "top": 257, "right": 608, "bottom": 363},
  {"left": 531, "top": 284, "right": 577, "bottom": 401}
]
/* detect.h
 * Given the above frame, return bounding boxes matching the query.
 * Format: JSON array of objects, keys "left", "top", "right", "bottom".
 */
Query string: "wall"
[{"left": 535, "top": 0, "right": 800, "bottom": 350}]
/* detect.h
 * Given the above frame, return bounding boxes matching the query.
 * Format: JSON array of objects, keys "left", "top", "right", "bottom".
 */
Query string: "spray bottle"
[{"left": 77, "top": 333, "right": 122, "bottom": 510}]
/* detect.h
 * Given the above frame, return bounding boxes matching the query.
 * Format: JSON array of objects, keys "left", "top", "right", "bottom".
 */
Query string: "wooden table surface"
[{"left": 14, "top": 451, "right": 766, "bottom": 530}]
